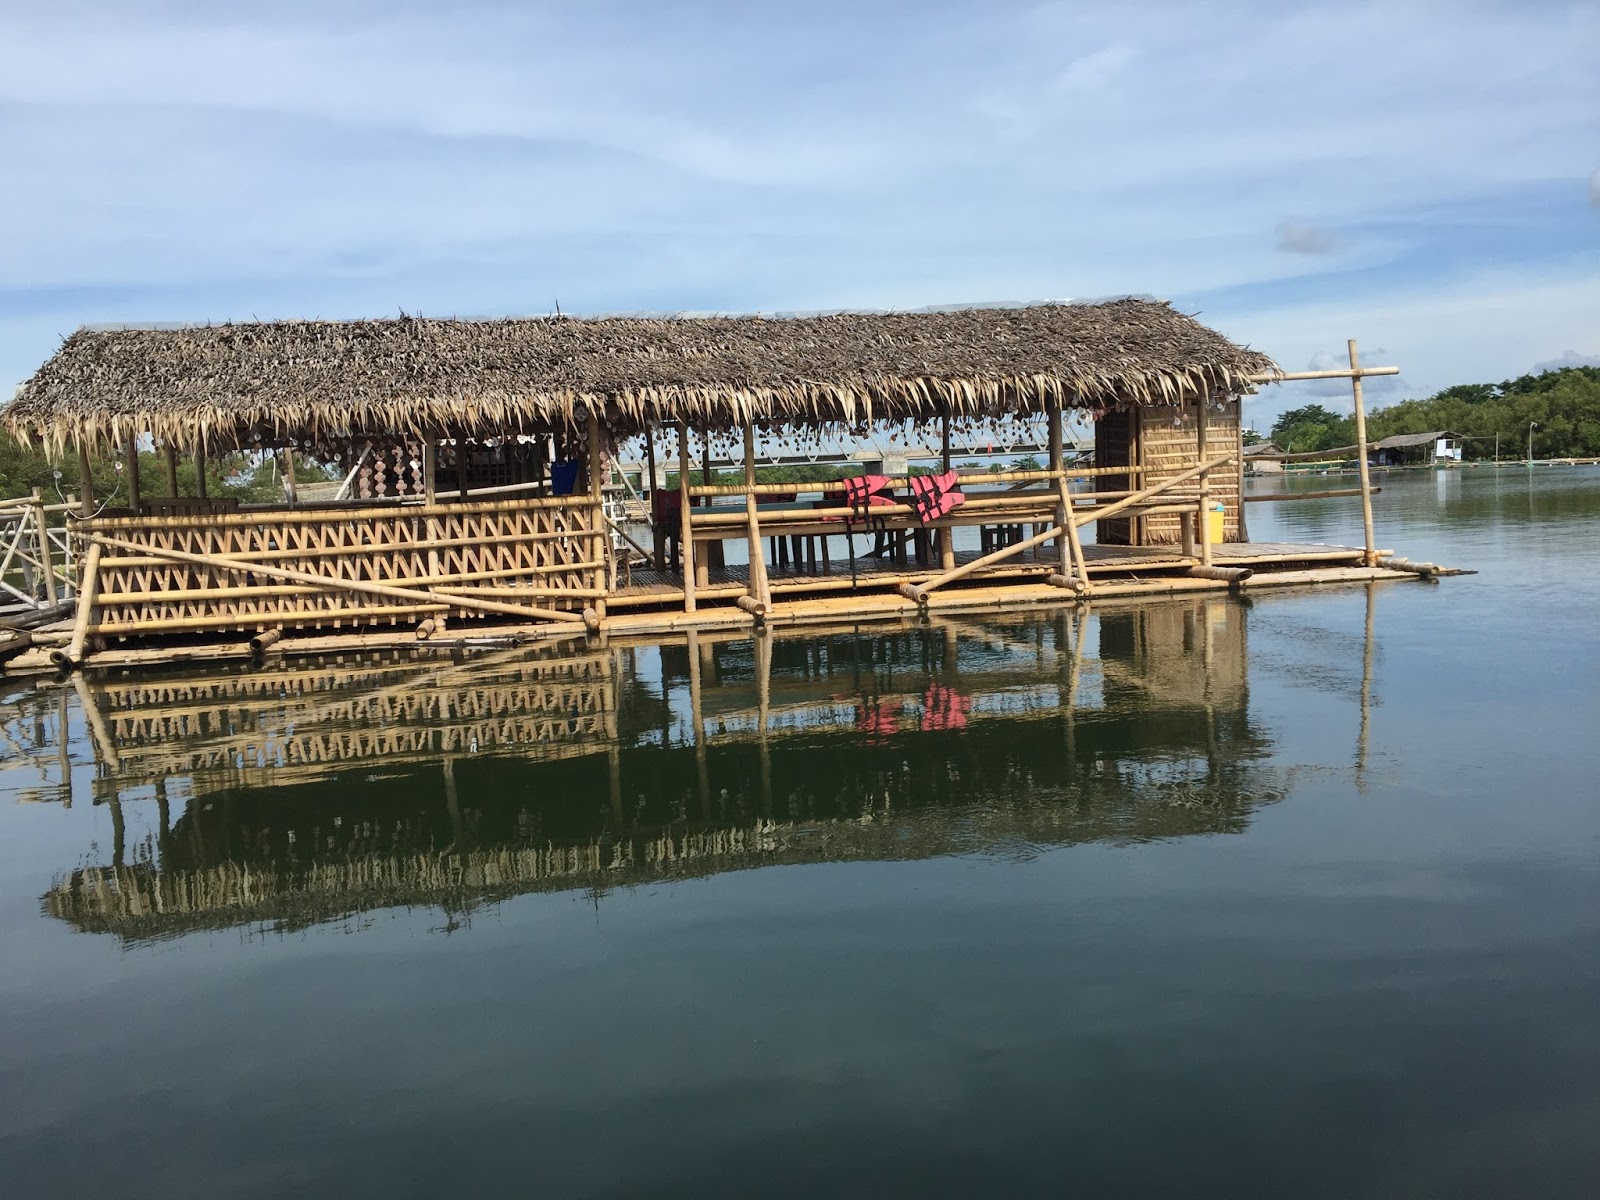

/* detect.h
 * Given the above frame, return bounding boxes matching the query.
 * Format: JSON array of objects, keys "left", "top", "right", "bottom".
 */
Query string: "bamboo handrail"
[
  {"left": 86, "top": 534, "right": 590, "bottom": 625},
  {"left": 903, "top": 454, "right": 1235, "bottom": 602},
  {"left": 79, "top": 493, "right": 599, "bottom": 530},
  {"left": 683, "top": 464, "right": 1139, "bottom": 498}
]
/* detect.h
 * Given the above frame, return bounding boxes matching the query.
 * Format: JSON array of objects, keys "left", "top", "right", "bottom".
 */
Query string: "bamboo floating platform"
[{"left": 0, "top": 297, "right": 1462, "bottom": 676}]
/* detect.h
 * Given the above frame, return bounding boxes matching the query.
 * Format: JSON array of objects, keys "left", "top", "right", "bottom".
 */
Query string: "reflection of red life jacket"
[
  {"left": 921, "top": 683, "right": 971, "bottom": 731},
  {"left": 855, "top": 698, "right": 902, "bottom": 739},
  {"left": 909, "top": 470, "right": 965, "bottom": 523}
]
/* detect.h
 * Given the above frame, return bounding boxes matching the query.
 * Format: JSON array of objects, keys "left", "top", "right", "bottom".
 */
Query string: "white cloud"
[
  {"left": 1532, "top": 350, "right": 1600, "bottom": 372},
  {"left": 0, "top": 0, "right": 1597, "bottom": 392},
  {"left": 1276, "top": 220, "right": 1342, "bottom": 255}
]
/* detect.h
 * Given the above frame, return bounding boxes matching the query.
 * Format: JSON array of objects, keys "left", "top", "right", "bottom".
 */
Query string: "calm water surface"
[{"left": 1, "top": 466, "right": 1597, "bottom": 1197}]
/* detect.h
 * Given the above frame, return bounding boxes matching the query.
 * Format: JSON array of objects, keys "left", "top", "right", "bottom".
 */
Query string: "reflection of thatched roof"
[
  {"left": 5, "top": 300, "right": 1277, "bottom": 453},
  {"left": 45, "top": 776, "right": 1281, "bottom": 945}
]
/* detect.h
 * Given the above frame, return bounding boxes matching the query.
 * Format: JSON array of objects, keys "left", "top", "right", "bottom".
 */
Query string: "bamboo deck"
[{"left": 608, "top": 541, "right": 1366, "bottom": 606}]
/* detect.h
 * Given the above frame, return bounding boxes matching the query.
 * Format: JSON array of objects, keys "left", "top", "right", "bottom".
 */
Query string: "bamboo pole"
[
  {"left": 742, "top": 421, "right": 771, "bottom": 610},
  {"left": 249, "top": 628, "right": 282, "bottom": 653},
  {"left": 32, "top": 489, "right": 58, "bottom": 605},
  {"left": 587, "top": 416, "right": 608, "bottom": 622},
  {"left": 52, "top": 542, "right": 102, "bottom": 670},
  {"left": 77, "top": 442, "right": 94, "bottom": 517},
  {"left": 194, "top": 443, "right": 208, "bottom": 499},
  {"left": 1349, "top": 339, "right": 1379, "bottom": 566},
  {"left": 422, "top": 441, "right": 437, "bottom": 507},
  {"left": 283, "top": 444, "right": 299, "bottom": 505},
  {"left": 1048, "top": 403, "right": 1068, "bottom": 573},
  {"left": 644, "top": 427, "right": 662, "bottom": 569},
  {"left": 123, "top": 436, "right": 141, "bottom": 512},
  {"left": 165, "top": 445, "right": 180, "bottom": 497},
  {"left": 86, "top": 534, "right": 590, "bottom": 624},
  {"left": 1195, "top": 397, "right": 1212, "bottom": 566},
  {"left": 678, "top": 421, "right": 696, "bottom": 613}
]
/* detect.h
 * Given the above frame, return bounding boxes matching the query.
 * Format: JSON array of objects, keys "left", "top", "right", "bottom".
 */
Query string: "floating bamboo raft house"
[{"left": 1, "top": 299, "right": 1439, "bottom": 673}]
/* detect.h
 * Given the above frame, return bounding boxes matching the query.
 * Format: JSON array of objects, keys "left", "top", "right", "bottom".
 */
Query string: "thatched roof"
[{"left": 4, "top": 299, "right": 1277, "bottom": 454}]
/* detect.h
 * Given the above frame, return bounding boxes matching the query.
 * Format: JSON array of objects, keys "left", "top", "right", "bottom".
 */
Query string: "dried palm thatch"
[{"left": 4, "top": 299, "right": 1278, "bottom": 454}]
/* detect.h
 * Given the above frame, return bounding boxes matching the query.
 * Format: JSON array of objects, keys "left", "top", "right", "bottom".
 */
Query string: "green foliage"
[
  {"left": 0, "top": 443, "right": 336, "bottom": 504},
  {"left": 1366, "top": 366, "right": 1600, "bottom": 460},
  {"left": 1270, "top": 404, "right": 1356, "bottom": 454}
]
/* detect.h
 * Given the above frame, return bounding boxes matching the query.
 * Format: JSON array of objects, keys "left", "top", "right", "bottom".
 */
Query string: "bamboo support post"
[
  {"left": 587, "top": 416, "right": 608, "bottom": 622},
  {"left": 283, "top": 444, "right": 299, "bottom": 505},
  {"left": 86, "top": 534, "right": 590, "bottom": 624},
  {"left": 644, "top": 428, "right": 662, "bottom": 569},
  {"left": 422, "top": 440, "right": 437, "bottom": 507},
  {"left": 1195, "top": 396, "right": 1212, "bottom": 566},
  {"left": 52, "top": 541, "right": 102, "bottom": 671},
  {"left": 194, "top": 443, "right": 208, "bottom": 499},
  {"left": 742, "top": 422, "right": 771, "bottom": 610},
  {"left": 123, "top": 436, "right": 141, "bottom": 512},
  {"left": 678, "top": 421, "right": 696, "bottom": 613},
  {"left": 1349, "top": 339, "right": 1378, "bottom": 566},
  {"left": 165, "top": 445, "right": 179, "bottom": 496},
  {"left": 32, "top": 489, "right": 58, "bottom": 605},
  {"left": 248, "top": 628, "right": 282, "bottom": 653},
  {"left": 77, "top": 443, "right": 94, "bottom": 517}
]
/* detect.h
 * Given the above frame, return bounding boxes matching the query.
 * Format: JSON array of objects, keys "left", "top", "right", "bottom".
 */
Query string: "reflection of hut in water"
[{"left": 37, "top": 604, "right": 1286, "bottom": 944}]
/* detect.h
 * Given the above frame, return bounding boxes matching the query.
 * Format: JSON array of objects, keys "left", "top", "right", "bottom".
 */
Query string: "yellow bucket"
[{"left": 1206, "top": 504, "right": 1226, "bottom": 545}]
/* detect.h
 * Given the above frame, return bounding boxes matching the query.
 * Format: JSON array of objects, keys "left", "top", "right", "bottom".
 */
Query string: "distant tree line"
[
  {"left": 0, "top": 443, "right": 334, "bottom": 505},
  {"left": 1267, "top": 366, "right": 1600, "bottom": 460}
]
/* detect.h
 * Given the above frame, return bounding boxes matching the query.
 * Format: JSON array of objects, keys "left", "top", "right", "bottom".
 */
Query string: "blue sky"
[{"left": 2, "top": 0, "right": 1596, "bottom": 426}]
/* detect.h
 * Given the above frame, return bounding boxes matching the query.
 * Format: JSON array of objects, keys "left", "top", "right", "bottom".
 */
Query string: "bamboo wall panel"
[
  {"left": 1137, "top": 399, "right": 1242, "bottom": 545},
  {"left": 81, "top": 499, "right": 601, "bottom": 636}
]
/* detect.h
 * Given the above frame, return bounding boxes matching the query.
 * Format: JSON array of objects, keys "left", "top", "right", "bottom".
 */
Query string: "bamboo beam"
[
  {"left": 1244, "top": 487, "right": 1382, "bottom": 502},
  {"left": 1186, "top": 565, "right": 1251, "bottom": 584},
  {"left": 742, "top": 421, "right": 771, "bottom": 610},
  {"left": 675, "top": 422, "right": 696, "bottom": 613},
  {"left": 1248, "top": 366, "right": 1400, "bottom": 383},
  {"left": 86, "top": 534, "right": 590, "bottom": 625},
  {"left": 52, "top": 541, "right": 102, "bottom": 671},
  {"left": 1348, "top": 339, "right": 1379, "bottom": 566}
]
